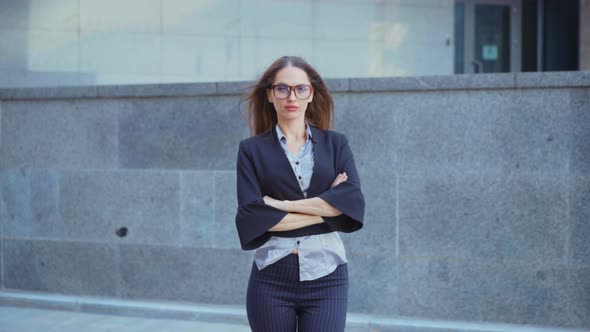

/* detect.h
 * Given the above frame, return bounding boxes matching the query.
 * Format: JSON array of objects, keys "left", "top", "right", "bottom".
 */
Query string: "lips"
[{"left": 285, "top": 106, "right": 299, "bottom": 111}]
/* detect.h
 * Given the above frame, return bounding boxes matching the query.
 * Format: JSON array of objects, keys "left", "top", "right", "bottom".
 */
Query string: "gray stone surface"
[
  {"left": 515, "top": 71, "right": 590, "bottom": 88},
  {"left": 216, "top": 81, "right": 253, "bottom": 96},
  {"left": 570, "top": 89, "right": 590, "bottom": 174},
  {"left": 325, "top": 78, "right": 350, "bottom": 92},
  {"left": 336, "top": 92, "right": 398, "bottom": 170},
  {"left": 350, "top": 73, "right": 515, "bottom": 92},
  {"left": 346, "top": 252, "right": 399, "bottom": 315},
  {"left": 398, "top": 172, "right": 569, "bottom": 264},
  {"left": 0, "top": 99, "right": 118, "bottom": 169},
  {"left": 1, "top": 169, "right": 29, "bottom": 238},
  {"left": 394, "top": 258, "right": 589, "bottom": 328},
  {"left": 214, "top": 171, "right": 239, "bottom": 249},
  {"left": 0, "top": 86, "right": 98, "bottom": 100},
  {"left": 179, "top": 170, "right": 240, "bottom": 250},
  {"left": 1, "top": 169, "right": 60, "bottom": 238},
  {"left": 118, "top": 245, "right": 250, "bottom": 305},
  {"left": 59, "top": 170, "right": 180, "bottom": 245},
  {"left": 344, "top": 88, "right": 574, "bottom": 174},
  {"left": 3, "top": 239, "right": 118, "bottom": 296},
  {"left": 2, "top": 73, "right": 590, "bottom": 330},
  {"left": 507, "top": 89, "right": 575, "bottom": 174},
  {"left": 116, "top": 96, "right": 248, "bottom": 169},
  {"left": 180, "top": 171, "right": 216, "bottom": 248},
  {"left": 570, "top": 176, "right": 590, "bottom": 266},
  {"left": 342, "top": 167, "right": 397, "bottom": 257},
  {"left": 97, "top": 82, "right": 216, "bottom": 98}
]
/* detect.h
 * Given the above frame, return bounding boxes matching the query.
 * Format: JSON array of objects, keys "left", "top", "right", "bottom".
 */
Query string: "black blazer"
[{"left": 235, "top": 124, "right": 365, "bottom": 250}]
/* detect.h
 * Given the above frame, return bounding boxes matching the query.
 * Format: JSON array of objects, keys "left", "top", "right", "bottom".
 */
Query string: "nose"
[{"left": 287, "top": 89, "right": 297, "bottom": 101}]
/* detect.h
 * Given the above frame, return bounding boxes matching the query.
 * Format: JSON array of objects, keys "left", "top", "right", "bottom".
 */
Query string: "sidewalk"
[
  {"left": 1, "top": 290, "right": 589, "bottom": 332},
  {"left": 0, "top": 305, "right": 249, "bottom": 332}
]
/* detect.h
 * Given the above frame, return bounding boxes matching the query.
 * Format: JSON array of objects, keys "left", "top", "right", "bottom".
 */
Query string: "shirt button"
[
  {"left": 295, "top": 161, "right": 299, "bottom": 165},
  {"left": 297, "top": 240, "right": 300, "bottom": 245},
  {"left": 298, "top": 176, "right": 302, "bottom": 179}
]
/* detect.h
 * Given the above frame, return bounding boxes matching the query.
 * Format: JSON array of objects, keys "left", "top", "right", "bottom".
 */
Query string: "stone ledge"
[
  {"left": 0, "top": 290, "right": 588, "bottom": 332},
  {"left": 0, "top": 72, "right": 588, "bottom": 100}
]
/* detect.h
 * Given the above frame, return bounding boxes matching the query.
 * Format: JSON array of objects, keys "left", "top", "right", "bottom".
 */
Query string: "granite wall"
[{"left": 0, "top": 72, "right": 589, "bottom": 330}]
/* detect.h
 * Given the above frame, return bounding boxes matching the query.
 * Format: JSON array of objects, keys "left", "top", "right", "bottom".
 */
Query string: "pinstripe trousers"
[{"left": 246, "top": 253, "right": 348, "bottom": 332}]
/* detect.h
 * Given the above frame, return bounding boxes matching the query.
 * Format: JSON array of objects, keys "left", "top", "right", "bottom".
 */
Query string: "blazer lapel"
[
  {"left": 307, "top": 125, "right": 333, "bottom": 198},
  {"left": 267, "top": 125, "right": 306, "bottom": 199}
]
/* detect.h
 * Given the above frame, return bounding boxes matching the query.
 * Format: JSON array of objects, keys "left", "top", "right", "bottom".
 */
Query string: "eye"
[
  {"left": 296, "top": 85, "right": 310, "bottom": 93},
  {"left": 275, "top": 85, "right": 289, "bottom": 93}
]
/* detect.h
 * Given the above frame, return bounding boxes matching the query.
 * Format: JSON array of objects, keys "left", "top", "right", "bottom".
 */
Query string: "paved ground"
[
  {"left": 0, "top": 305, "right": 251, "bottom": 332},
  {"left": 1, "top": 291, "right": 589, "bottom": 332}
]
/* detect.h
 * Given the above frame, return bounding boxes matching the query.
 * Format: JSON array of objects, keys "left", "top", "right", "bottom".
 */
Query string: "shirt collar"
[{"left": 275, "top": 120, "right": 313, "bottom": 143}]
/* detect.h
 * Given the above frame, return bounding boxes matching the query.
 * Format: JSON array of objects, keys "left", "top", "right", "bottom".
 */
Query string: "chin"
[{"left": 279, "top": 111, "right": 305, "bottom": 120}]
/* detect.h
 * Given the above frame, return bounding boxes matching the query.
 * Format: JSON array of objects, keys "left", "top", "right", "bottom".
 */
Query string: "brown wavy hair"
[{"left": 241, "top": 56, "right": 334, "bottom": 136}]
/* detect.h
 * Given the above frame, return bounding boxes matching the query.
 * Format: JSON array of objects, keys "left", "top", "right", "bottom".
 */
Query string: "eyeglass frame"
[{"left": 269, "top": 84, "right": 314, "bottom": 100}]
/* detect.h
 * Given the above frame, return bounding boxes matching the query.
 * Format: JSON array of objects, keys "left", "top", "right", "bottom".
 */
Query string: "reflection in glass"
[{"left": 474, "top": 4, "right": 510, "bottom": 73}]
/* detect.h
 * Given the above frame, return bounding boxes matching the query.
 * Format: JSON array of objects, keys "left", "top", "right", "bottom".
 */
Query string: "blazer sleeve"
[
  {"left": 318, "top": 134, "right": 365, "bottom": 233},
  {"left": 235, "top": 140, "right": 288, "bottom": 250}
]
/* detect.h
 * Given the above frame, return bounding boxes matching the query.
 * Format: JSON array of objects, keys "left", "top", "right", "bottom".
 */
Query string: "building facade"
[{"left": 0, "top": 0, "right": 587, "bottom": 88}]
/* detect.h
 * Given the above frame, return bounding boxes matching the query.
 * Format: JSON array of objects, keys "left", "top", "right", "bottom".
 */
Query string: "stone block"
[
  {"left": 337, "top": 92, "right": 400, "bottom": 171},
  {"left": 118, "top": 245, "right": 251, "bottom": 305},
  {"left": 3, "top": 239, "right": 118, "bottom": 296},
  {"left": 394, "top": 258, "right": 588, "bottom": 328},
  {"left": 1, "top": 169, "right": 60, "bottom": 238},
  {"left": 350, "top": 73, "right": 515, "bottom": 92},
  {"left": 1, "top": 169, "right": 29, "bottom": 236},
  {"left": 214, "top": 171, "right": 240, "bottom": 249},
  {"left": 570, "top": 89, "right": 590, "bottom": 174},
  {"left": 116, "top": 96, "right": 248, "bottom": 169},
  {"left": 59, "top": 170, "right": 181, "bottom": 245},
  {"left": 0, "top": 99, "right": 117, "bottom": 169},
  {"left": 392, "top": 89, "right": 499, "bottom": 173},
  {"left": 505, "top": 89, "right": 575, "bottom": 174},
  {"left": 342, "top": 167, "right": 397, "bottom": 257},
  {"left": 0, "top": 233, "right": 2, "bottom": 288},
  {"left": 98, "top": 82, "right": 217, "bottom": 98},
  {"left": 398, "top": 172, "right": 569, "bottom": 264},
  {"left": 180, "top": 170, "right": 216, "bottom": 248},
  {"left": 516, "top": 71, "right": 590, "bottom": 88},
  {"left": 346, "top": 252, "right": 399, "bottom": 315},
  {"left": 325, "top": 78, "right": 350, "bottom": 92},
  {"left": 570, "top": 175, "right": 590, "bottom": 266},
  {"left": 566, "top": 267, "right": 590, "bottom": 328},
  {"left": 216, "top": 81, "right": 253, "bottom": 96},
  {"left": 383, "top": 88, "right": 573, "bottom": 174},
  {"left": 0, "top": 85, "right": 97, "bottom": 100}
]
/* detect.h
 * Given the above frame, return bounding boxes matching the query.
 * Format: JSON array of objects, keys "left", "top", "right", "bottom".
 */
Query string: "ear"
[{"left": 266, "top": 88, "right": 273, "bottom": 103}]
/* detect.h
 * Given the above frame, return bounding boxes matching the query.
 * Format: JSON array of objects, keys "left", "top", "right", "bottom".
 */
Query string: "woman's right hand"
[{"left": 331, "top": 172, "right": 348, "bottom": 188}]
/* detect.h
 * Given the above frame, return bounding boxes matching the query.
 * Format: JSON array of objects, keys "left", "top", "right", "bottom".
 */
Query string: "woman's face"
[{"left": 267, "top": 66, "right": 314, "bottom": 122}]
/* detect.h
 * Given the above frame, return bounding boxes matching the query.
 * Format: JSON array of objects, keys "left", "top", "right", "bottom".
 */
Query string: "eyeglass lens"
[{"left": 273, "top": 85, "right": 311, "bottom": 99}]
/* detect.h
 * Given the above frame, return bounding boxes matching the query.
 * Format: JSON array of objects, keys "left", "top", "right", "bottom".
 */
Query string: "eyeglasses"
[{"left": 271, "top": 84, "right": 313, "bottom": 100}]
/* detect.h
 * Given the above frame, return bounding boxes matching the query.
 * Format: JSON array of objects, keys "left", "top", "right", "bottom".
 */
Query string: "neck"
[{"left": 277, "top": 118, "right": 307, "bottom": 141}]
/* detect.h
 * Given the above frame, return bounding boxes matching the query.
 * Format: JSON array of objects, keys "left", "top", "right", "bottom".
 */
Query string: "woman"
[{"left": 235, "top": 56, "right": 364, "bottom": 332}]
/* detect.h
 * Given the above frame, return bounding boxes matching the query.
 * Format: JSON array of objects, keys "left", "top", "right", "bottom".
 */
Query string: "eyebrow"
[{"left": 274, "top": 82, "right": 310, "bottom": 85}]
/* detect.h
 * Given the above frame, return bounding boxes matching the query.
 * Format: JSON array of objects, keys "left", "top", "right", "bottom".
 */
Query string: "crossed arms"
[{"left": 264, "top": 172, "right": 348, "bottom": 231}]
